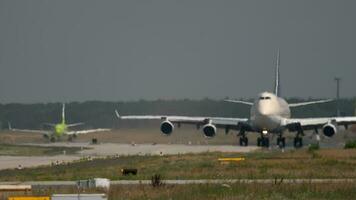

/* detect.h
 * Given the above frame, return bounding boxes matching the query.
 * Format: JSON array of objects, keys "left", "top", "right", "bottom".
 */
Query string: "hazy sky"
[{"left": 0, "top": 0, "right": 355, "bottom": 103}]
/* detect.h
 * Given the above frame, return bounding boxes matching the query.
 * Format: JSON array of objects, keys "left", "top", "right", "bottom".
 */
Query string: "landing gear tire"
[
  {"left": 262, "top": 137, "right": 270, "bottom": 148},
  {"left": 294, "top": 137, "right": 303, "bottom": 148},
  {"left": 277, "top": 137, "right": 286, "bottom": 148},
  {"left": 68, "top": 136, "right": 73, "bottom": 142},
  {"left": 258, "top": 137, "right": 269, "bottom": 148},
  {"left": 257, "top": 137, "right": 262, "bottom": 147},
  {"left": 50, "top": 137, "right": 56, "bottom": 143},
  {"left": 239, "top": 137, "right": 248, "bottom": 146}
]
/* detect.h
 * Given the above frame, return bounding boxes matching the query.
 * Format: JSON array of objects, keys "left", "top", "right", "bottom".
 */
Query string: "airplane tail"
[
  {"left": 274, "top": 49, "right": 281, "bottom": 97},
  {"left": 61, "top": 103, "right": 66, "bottom": 124}
]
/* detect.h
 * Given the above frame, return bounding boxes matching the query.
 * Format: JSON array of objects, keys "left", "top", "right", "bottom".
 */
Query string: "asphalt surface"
[
  {"left": 0, "top": 155, "right": 79, "bottom": 170},
  {"left": 0, "top": 143, "right": 257, "bottom": 170}
]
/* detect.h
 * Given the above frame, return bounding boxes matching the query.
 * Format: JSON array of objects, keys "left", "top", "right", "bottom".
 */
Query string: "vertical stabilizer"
[
  {"left": 274, "top": 49, "right": 281, "bottom": 96},
  {"left": 62, "top": 103, "right": 66, "bottom": 124}
]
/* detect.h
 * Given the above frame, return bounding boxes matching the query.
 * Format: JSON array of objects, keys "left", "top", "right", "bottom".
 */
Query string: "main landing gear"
[
  {"left": 257, "top": 132, "right": 285, "bottom": 149},
  {"left": 239, "top": 130, "right": 248, "bottom": 146},
  {"left": 239, "top": 136, "right": 248, "bottom": 146},
  {"left": 294, "top": 129, "right": 304, "bottom": 148},
  {"left": 294, "top": 137, "right": 303, "bottom": 148},
  {"left": 277, "top": 136, "right": 286, "bottom": 149},
  {"left": 239, "top": 130, "right": 304, "bottom": 148},
  {"left": 67, "top": 134, "right": 77, "bottom": 142}
]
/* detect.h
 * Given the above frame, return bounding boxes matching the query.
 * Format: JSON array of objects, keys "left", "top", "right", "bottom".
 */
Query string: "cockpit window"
[{"left": 259, "top": 96, "right": 271, "bottom": 100}]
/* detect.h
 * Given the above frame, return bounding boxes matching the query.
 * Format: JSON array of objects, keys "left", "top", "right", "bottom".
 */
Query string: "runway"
[
  {"left": 0, "top": 143, "right": 257, "bottom": 170},
  {"left": 79, "top": 143, "right": 257, "bottom": 156},
  {"left": 0, "top": 155, "right": 80, "bottom": 170}
]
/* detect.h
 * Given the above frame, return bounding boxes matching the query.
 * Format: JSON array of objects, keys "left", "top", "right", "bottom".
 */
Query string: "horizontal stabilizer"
[
  {"left": 43, "top": 123, "right": 56, "bottom": 127},
  {"left": 67, "top": 122, "right": 84, "bottom": 128}
]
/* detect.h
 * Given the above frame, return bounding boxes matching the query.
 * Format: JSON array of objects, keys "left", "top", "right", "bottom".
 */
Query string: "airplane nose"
[{"left": 257, "top": 103, "right": 269, "bottom": 115}]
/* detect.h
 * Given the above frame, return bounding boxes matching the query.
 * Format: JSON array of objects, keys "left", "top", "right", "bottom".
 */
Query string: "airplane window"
[{"left": 259, "top": 96, "right": 271, "bottom": 100}]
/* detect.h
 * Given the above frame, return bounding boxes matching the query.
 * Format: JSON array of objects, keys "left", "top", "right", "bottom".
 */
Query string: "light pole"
[{"left": 334, "top": 77, "right": 341, "bottom": 116}]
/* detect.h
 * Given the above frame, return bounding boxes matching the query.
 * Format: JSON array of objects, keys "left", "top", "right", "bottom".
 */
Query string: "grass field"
[
  {"left": 2, "top": 148, "right": 356, "bottom": 199},
  {"left": 0, "top": 143, "right": 85, "bottom": 156},
  {"left": 2, "top": 182, "right": 356, "bottom": 200},
  {"left": 1, "top": 129, "right": 356, "bottom": 199},
  {"left": 1, "top": 148, "right": 356, "bottom": 181}
]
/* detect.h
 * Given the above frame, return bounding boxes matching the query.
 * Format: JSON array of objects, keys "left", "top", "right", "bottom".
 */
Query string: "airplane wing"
[
  {"left": 288, "top": 99, "right": 334, "bottom": 107},
  {"left": 285, "top": 116, "right": 356, "bottom": 130},
  {"left": 115, "top": 110, "right": 249, "bottom": 131},
  {"left": 9, "top": 128, "right": 51, "bottom": 134},
  {"left": 224, "top": 99, "right": 253, "bottom": 106},
  {"left": 67, "top": 128, "right": 111, "bottom": 135}
]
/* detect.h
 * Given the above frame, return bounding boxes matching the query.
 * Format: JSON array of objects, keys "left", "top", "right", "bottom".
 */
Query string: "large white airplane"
[{"left": 115, "top": 51, "right": 356, "bottom": 148}]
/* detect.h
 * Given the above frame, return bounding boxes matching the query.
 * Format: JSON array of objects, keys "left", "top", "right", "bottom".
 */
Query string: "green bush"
[
  {"left": 344, "top": 140, "right": 356, "bottom": 149},
  {"left": 308, "top": 143, "right": 320, "bottom": 152}
]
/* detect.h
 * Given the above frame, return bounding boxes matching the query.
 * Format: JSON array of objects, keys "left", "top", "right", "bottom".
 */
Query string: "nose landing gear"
[
  {"left": 257, "top": 137, "right": 270, "bottom": 147},
  {"left": 257, "top": 130, "right": 270, "bottom": 148}
]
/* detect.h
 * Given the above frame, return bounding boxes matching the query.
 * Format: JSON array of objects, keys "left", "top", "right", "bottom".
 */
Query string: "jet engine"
[
  {"left": 160, "top": 120, "right": 174, "bottom": 135},
  {"left": 202, "top": 124, "right": 217, "bottom": 138},
  {"left": 322, "top": 123, "right": 337, "bottom": 137}
]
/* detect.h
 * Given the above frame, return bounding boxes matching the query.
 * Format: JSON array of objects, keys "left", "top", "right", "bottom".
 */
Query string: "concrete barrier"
[
  {"left": 0, "top": 185, "right": 31, "bottom": 191},
  {"left": 51, "top": 194, "right": 107, "bottom": 200},
  {"left": 8, "top": 197, "right": 49, "bottom": 200}
]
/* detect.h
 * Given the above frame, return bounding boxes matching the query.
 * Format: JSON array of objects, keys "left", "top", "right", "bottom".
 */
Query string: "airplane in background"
[
  {"left": 10, "top": 103, "right": 110, "bottom": 142},
  {"left": 115, "top": 51, "right": 356, "bottom": 148}
]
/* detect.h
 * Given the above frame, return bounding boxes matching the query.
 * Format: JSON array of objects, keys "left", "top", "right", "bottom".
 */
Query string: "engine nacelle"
[
  {"left": 322, "top": 123, "right": 337, "bottom": 137},
  {"left": 202, "top": 124, "right": 217, "bottom": 138},
  {"left": 160, "top": 120, "right": 174, "bottom": 135}
]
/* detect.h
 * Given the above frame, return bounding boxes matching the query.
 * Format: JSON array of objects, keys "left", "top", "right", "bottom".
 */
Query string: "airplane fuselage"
[
  {"left": 54, "top": 123, "right": 68, "bottom": 137},
  {"left": 250, "top": 92, "right": 291, "bottom": 133}
]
